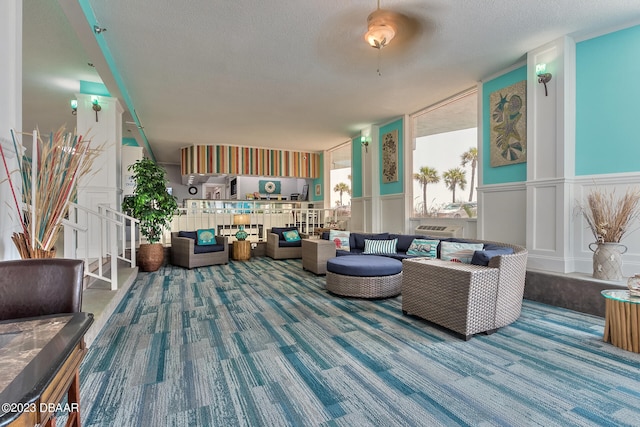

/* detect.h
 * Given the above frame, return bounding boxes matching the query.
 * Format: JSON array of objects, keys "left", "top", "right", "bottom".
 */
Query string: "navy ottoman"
[{"left": 325, "top": 255, "right": 402, "bottom": 298}]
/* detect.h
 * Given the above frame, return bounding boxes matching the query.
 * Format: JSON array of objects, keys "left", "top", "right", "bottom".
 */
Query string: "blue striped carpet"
[{"left": 78, "top": 258, "right": 640, "bottom": 426}]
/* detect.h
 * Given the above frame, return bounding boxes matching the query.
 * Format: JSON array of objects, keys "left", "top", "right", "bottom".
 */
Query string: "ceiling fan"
[
  {"left": 364, "top": 0, "right": 425, "bottom": 49},
  {"left": 317, "top": 1, "right": 430, "bottom": 74}
]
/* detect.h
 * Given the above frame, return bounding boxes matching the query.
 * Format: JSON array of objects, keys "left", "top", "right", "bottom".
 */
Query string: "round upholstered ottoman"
[{"left": 325, "top": 255, "right": 402, "bottom": 298}]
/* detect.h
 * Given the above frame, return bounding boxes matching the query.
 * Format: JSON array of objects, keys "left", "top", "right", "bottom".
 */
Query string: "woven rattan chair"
[
  {"left": 401, "top": 240, "right": 528, "bottom": 340},
  {"left": 171, "top": 232, "right": 229, "bottom": 269},
  {"left": 266, "top": 228, "right": 303, "bottom": 260}
]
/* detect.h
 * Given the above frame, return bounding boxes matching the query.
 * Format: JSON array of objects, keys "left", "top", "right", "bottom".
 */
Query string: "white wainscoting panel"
[
  {"left": 477, "top": 183, "right": 526, "bottom": 246},
  {"left": 380, "top": 194, "right": 405, "bottom": 234},
  {"left": 350, "top": 198, "right": 365, "bottom": 233}
]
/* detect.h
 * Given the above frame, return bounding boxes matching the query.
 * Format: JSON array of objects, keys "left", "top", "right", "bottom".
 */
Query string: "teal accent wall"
[
  {"left": 312, "top": 153, "right": 324, "bottom": 201},
  {"left": 482, "top": 66, "right": 527, "bottom": 185},
  {"left": 351, "top": 136, "right": 363, "bottom": 198},
  {"left": 576, "top": 25, "right": 640, "bottom": 175},
  {"left": 122, "top": 138, "right": 139, "bottom": 146},
  {"left": 79, "top": 81, "right": 110, "bottom": 96},
  {"left": 379, "top": 119, "right": 404, "bottom": 195}
]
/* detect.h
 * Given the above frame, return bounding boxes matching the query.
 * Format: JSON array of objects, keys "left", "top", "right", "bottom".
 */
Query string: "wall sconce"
[
  {"left": 536, "top": 63, "right": 552, "bottom": 97},
  {"left": 70, "top": 99, "right": 78, "bottom": 115},
  {"left": 91, "top": 96, "right": 102, "bottom": 122},
  {"left": 361, "top": 135, "right": 371, "bottom": 153}
]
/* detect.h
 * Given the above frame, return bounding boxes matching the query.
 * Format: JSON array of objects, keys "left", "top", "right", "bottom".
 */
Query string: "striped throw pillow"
[{"left": 363, "top": 238, "right": 397, "bottom": 255}]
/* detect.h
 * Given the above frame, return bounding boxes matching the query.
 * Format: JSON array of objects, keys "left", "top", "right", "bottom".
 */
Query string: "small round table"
[{"left": 601, "top": 290, "right": 640, "bottom": 353}]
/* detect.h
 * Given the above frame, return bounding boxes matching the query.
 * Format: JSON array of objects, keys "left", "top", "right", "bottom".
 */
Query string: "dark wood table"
[{"left": 0, "top": 312, "right": 94, "bottom": 427}]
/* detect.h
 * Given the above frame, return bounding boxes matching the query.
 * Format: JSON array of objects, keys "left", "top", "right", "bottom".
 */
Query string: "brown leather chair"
[{"left": 0, "top": 258, "right": 84, "bottom": 321}]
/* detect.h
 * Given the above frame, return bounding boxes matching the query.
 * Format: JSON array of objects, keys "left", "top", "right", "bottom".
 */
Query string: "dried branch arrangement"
[
  {"left": 0, "top": 127, "right": 101, "bottom": 258},
  {"left": 579, "top": 187, "right": 640, "bottom": 243}
]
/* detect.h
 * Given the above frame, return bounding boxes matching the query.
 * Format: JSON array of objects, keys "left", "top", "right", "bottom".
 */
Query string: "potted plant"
[
  {"left": 578, "top": 187, "right": 640, "bottom": 280},
  {"left": 122, "top": 158, "right": 178, "bottom": 271}
]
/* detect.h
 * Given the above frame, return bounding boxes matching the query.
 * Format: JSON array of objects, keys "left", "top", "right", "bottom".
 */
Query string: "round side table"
[
  {"left": 601, "top": 289, "right": 640, "bottom": 353},
  {"left": 232, "top": 240, "right": 251, "bottom": 261}
]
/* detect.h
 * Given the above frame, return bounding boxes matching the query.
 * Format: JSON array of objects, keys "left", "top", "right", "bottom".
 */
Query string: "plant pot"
[
  {"left": 589, "top": 242, "right": 627, "bottom": 281},
  {"left": 137, "top": 243, "right": 165, "bottom": 272}
]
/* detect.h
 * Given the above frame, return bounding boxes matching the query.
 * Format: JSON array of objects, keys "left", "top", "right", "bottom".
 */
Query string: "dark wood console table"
[{"left": 0, "top": 312, "right": 94, "bottom": 427}]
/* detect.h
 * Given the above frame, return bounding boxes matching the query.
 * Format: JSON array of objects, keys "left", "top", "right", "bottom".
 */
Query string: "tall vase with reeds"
[
  {"left": 579, "top": 187, "right": 640, "bottom": 281},
  {"left": 0, "top": 127, "right": 101, "bottom": 259}
]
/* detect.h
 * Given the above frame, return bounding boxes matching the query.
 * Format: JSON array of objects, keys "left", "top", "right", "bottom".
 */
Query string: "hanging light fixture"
[{"left": 364, "top": 1, "right": 397, "bottom": 49}]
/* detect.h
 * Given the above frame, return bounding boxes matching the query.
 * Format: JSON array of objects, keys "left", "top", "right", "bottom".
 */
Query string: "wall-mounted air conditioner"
[{"left": 415, "top": 224, "right": 463, "bottom": 238}]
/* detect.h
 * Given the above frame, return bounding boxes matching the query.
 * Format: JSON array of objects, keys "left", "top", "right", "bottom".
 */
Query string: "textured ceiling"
[{"left": 21, "top": 1, "right": 640, "bottom": 167}]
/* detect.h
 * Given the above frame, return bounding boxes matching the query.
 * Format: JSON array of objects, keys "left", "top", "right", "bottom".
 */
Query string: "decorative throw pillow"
[
  {"left": 471, "top": 247, "right": 515, "bottom": 266},
  {"left": 363, "top": 238, "right": 397, "bottom": 255},
  {"left": 329, "top": 230, "right": 350, "bottom": 251},
  {"left": 283, "top": 229, "right": 301, "bottom": 242},
  {"left": 406, "top": 239, "right": 440, "bottom": 258},
  {"left": 440, "top": 241, "right": 484, "bottom": 263},
  {"left": 196, "top": 228, "right": 216, "bottom": 245}
]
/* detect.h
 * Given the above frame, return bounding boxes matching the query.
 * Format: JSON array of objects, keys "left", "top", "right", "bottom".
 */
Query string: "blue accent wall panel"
[
  {"left": 482, "top": 66, "right": 527, "bottom": 184},
  {"left": 379, "top": 119, "right": 403, "bottom": 195},
  {"left": 576, "top": 25, "right": 640, "bottom": 175},
  {"left": 351, "top": 136, "right": 363, "bottom": 198}
]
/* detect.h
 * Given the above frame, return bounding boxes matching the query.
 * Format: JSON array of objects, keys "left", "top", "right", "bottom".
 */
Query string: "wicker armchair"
[
  {"left": 401, "top": 240, "right": 528, "bottom": 340},
  {"left": 266, "top": 228, "right": 303, "bottom": 260},
  {"left": 171, "top": 232, "right": 229, "bottom": 269}
]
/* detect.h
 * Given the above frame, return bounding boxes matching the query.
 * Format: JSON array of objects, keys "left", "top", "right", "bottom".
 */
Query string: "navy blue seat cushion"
[
  {"left": 271, "top": 227, "right": 298, "bottom": 241},
  {"left": 278, "top": 239, "right": 302, "bottom": 248},
  {"left": 178, "top": 231, "right": 198, "bottom": 240},
  {"left": 471, "top": 246, "right": 515, "bottom": 266},
  {"left": 351, "top": 233, "right": 390, "bottom": 251},
  {"left": 327, "top": 255, "right": 402, "bottom": 277},
  {"left": 194, "top": 243, "right": 225, "bottom": 254}
]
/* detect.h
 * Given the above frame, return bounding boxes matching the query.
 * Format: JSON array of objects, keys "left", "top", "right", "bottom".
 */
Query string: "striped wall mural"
[{"left": 181, "top": 145, "right": 321, "bottom": 178}]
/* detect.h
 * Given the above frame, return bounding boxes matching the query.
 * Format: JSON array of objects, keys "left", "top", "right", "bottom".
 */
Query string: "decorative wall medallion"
[
  {"left": 188, "top": 186, "right": 198, "bottom": 195},
  {"left": 259, "top": 180, "right": 281, "bottom": 194}
]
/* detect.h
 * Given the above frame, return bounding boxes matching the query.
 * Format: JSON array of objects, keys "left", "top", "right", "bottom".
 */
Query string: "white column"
[
  {"left": 0, "top": 0, "right": 22, "bottom": 261},
  {"left": 75, "top": 93, "right": 124, "bottom": 257},
  {"left": 526, "top": 36, "right": 576, "bottom": 273}
]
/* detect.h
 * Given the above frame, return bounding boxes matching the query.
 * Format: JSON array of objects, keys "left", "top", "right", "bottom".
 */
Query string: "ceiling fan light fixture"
[
  {"left": 365, "top": 25, "right": 395, "bottom": 48},
  {"left": 365, "top": 9, "right": 397, "bottom": 49}
]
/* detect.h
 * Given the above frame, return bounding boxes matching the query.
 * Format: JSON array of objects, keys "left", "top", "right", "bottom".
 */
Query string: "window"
[
  {"left": 411, "top": 89, "right": 478, "bottom": 218},
  {"left": 329, "top": 143, "right": 351, "bottom": 214}
]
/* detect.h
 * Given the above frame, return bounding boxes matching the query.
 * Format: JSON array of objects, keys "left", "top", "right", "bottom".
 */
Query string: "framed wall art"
[
  {"left": 489, "top": 79, "right": 527, "bottom": 167},
  {"left": 382, "top": 129, "right": 399, "bottom": 183}
]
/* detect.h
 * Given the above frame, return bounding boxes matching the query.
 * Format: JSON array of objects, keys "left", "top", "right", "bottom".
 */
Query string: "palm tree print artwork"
[
  {"left": 489, "top": 80, "right": 526, "bottom": 167},
  {"left": 382, "top": 129, "right": 399, "bottom": 183}
]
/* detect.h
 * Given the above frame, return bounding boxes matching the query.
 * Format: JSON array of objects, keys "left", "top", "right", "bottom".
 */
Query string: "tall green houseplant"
[{"left": 122, "top": 158, "right": 178, "bottom": 271}]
